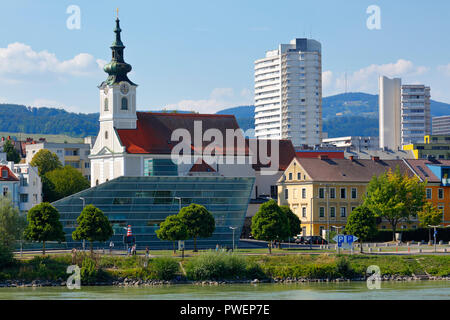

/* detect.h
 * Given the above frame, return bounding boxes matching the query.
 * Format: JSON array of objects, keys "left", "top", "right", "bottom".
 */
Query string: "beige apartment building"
[{"left": 277, "top": 156, "right": 414, "bottom": 237}]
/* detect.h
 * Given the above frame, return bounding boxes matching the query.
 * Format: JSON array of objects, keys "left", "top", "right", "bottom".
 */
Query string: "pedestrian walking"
[
  {"left": 71, "top": 248, "right": 77, "bottom": 264},
  {"left": 109, "top": 240, "right": 114, "bottom": 255},
  {"left": 145, "top": 246, "right": 149, "bottom": 258},
  {"left": 215, "top": 244, "right": 219, "bottom": 252}
]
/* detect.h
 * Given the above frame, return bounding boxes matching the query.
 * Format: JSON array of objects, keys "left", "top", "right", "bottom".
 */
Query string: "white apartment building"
[
  {"left": 254, "top": 38, "right": 322, "bottom": 148},
  {"left": 401, "top": 85, "right": 431, "bottom": 145},
  {"left": 25, "top": 142, "right": 91, "bottom": 181},
  {"left": 432, "top": 116, "right": 450, "bottom": 135},
  {"left": 6, "top": 161, "right": 42, "bottom": 212},
  {"left": 322, "top": 136, "right": 379, "bottom": 151}
]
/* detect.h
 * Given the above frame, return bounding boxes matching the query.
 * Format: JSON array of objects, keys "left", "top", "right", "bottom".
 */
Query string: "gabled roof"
[
  {"left": 292, "top": 158, "right": 413, "bottom": 182},
  {"left": 189, "top": 158, "right": 216, "bottom": 173},
  {"left": 0, "top": 166, "right": 19, "bottom": 181},
  {"left": 116, "top": 112, "right": 242, "bottom": 154},
  {"left": 405, "top": 159, "right": 450, "bottom": 183}
]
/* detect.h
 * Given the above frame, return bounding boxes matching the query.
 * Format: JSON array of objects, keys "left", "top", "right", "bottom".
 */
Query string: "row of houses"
[{"left": 277, "top": 155, "right": 450, "bottom": 236}]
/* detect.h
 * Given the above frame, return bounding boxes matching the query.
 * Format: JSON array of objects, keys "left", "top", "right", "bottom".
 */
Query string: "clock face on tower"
[{"left": 120, "top": 82, "right": 129, "bottom": 95}]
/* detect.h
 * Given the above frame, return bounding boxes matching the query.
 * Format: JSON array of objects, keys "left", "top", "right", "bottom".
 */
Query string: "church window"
[
  {"left": 121, "top": 97, "right": 128, "bottom": 110},
  {"left": 105, "top": 131, "right": 109, "bottom": 140},
  {"left": 104, "top": 98, "right": 109, "bottom": 111}
]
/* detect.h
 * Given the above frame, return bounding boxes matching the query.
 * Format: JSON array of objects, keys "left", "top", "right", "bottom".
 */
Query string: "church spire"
[{"left": 102, "top": 15, "right": 136, "bottom": 86}]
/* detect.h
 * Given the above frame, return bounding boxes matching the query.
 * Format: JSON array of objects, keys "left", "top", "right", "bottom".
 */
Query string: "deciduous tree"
[
  {"left": 30, "top": 149, "right": 62, "bottom": 176},
  {"left": 156, "top": 214, "right": 189, "bottom": 253},
  {"left": 418, "top": 202, "right": 443, "bottom": 242},
  {"left": 363, "top": 168, "right": 426, "bottom": 241},
  {"left": 345, "top": 205, "right": 378, "bottom": 252},
  {"left": 72, "top": 204, "right": 113, "bottom": 254},
  {"left": 251, "top": 200, "right": 289, "bottom": 253},
  {"left": 178, "top": 204, "right": 215, "bottom": 252},
  {"left": 24, "top": 202, "right": 65, "bottom": 255}
]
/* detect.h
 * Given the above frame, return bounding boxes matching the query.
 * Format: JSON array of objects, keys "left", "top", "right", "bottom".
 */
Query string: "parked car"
[{"left": 298, "top": 236, "right": 328, "bottom": 245}]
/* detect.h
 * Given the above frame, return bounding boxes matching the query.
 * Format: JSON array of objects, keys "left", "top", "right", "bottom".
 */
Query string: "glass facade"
[
  {"left": 52, "top": 176, "right": 254, "bottom": 250},
  {"left": 144, "top": 159, "right": 178, "bottom": 176}
]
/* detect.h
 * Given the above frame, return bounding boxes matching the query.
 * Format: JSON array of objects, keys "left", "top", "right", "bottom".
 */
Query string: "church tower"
[{"left": 98, "top": 16, "right": 137, "bottom": 131}]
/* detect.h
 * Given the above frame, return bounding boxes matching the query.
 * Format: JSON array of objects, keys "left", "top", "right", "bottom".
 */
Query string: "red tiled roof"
[
  {"left": 296, "top": 151, "right": 345, "bottom": 159},
  {"left": 0, "top": 166, "right": 19, "bottom": 181},
  {"left": 116, "top": 112, "right": 243, "bottom": 155},
  {"left": 295, "top": 158, "right": 414, "bottom": 182}
]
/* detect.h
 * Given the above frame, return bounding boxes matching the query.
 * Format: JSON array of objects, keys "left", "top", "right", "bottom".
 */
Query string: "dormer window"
[
  {"left": 121, "top": 97, "right": 128, "bottom": 110},
  {"left": 2, "top": 169, "right": 7, "bottom": 179},
  {"left": 104, "top": 98, "right": 109, "bottom": 111}
]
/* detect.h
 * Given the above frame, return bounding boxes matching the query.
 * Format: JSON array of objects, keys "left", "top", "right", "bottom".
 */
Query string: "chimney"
[
  {"left": 319, "top": 154, "right": 329, "bottom": 160},
  {"left": 372, "top": 156, "right": 380, "bottom": 162}
]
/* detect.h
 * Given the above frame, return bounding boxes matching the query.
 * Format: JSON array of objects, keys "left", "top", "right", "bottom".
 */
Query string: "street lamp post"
[
  {"left": 428, "top": 225, "right": 450, "bottom": 253},
  {"left": 229, "top": 227, "right": 237, "bottom": 252},
  {"left": 331, "top": 225, "right": 344, "bottom": 255},
  {"left": 174, "top": 197, "right": 181, "bottom": 212},
  {"left": 79, "top": 197, "right": 85, "bottom": 252}
]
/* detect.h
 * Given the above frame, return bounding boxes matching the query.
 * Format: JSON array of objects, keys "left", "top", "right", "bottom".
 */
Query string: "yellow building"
[
  {"left": 403, "top": 135, "right": 450, "bottom": 160},
  {"left": 277, "top": 156, "right": 415, "bottom": 237}
]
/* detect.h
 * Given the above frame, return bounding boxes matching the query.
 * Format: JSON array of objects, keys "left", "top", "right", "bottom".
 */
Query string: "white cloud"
[
  {"left": 165, "top": 87, "right": 253, "bottom": 113},
  {"left": 437, "top": 64, "right": 450, "bottom": 76},
  {"left": 0, "top": 42, "right": 102, "bottom": 81},
  {"left": 323, "top": 59, "right": 430, "bottom": 96}
]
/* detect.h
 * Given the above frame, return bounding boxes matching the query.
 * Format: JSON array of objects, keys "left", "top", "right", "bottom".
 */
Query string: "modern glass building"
[{"left": 52, "top": 176, "right": 254, "bottom": 250}]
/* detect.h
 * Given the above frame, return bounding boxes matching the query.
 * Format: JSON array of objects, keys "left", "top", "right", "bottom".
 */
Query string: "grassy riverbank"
[{"left": 1, "top": 252, "right": 449, "bottom": 285}]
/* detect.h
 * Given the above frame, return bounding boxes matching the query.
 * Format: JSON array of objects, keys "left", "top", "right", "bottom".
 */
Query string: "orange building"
[{"left": 406, "top": 159, "right": 450, "bottom": 226}]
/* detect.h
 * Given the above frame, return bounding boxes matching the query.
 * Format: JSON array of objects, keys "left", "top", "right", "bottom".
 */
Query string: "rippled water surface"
[{"left": 0, "top": 281, "right": 449, "bottom": 300}]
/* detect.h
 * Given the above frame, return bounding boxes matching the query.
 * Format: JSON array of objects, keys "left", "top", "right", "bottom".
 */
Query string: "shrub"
[
  {"left": 151, "top": 257, "right": 180, "bottom": 280},
  {"left": 185, "top": 251, "right": 249, "bottom": 281},
  {"left": 0, "top": 243, "right": 14, "bottom": 269},
  {"left": 80, "top": 257, "right": 109, "bottom": 284}
]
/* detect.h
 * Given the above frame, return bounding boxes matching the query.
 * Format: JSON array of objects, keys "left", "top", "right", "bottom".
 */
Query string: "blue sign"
[{"left": 333, "top": 235, "right": 358, "bottom": 248}]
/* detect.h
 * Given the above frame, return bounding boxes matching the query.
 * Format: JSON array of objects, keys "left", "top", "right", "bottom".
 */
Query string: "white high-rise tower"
[
  {"left": 379, "top": 76, "right": 402, "bottom": 151},
  {"left": 254, "top": 38, "right": 322, "bottom": 148}
]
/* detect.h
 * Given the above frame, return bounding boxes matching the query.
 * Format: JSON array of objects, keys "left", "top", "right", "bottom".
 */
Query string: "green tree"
[
  {"left": 418, "top": 202, "right": 443, "bottom": 242},
  {"left": 363, "top": 168, "right": 426, "bottom": 241},
  {"left": 156, "top": 214, "right": 189, "bottom": 253},
  {"left": 251, "top": 200, "right": 289, "bottom": 253},
  {"left": 280, "top": 205, "right": 301, "bottom": 240},
  {"left": 345, "top": 205, "right": 378, "bottom": 252},
  {"left": 24, "top": 203, "right": 65, "bottom": 255},
  {"left": 30, "top": 149, "right": 62, "bottom": 177},
  {"left": 0, "top": 197, "right": 27, "bottom": 249},
  {"left": 178, "top": 204, "right": 215, "bottom": 252},
  {"left": 72, "top": 205, "right": 113, "bottom": 254},
  {"left": 3, "top": 139, "right": 20, "bottom": 163},
  {"left": 45, "top": 166, "right": 90, "bottom": 202}
]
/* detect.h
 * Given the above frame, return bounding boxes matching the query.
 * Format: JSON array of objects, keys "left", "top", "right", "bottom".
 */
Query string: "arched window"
[
  {"left": 104, "top": 98, "right": 109, "bottom": 111},
  {"left": 121, "top": 97, "right": 128, "bottom": 110},
  {"left": 105, "top": 131, "right": 108, "bottom": 140}
]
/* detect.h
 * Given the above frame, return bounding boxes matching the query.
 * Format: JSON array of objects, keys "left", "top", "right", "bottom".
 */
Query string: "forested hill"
[
  {"left": 0, "top": 104, "right": 99, "bottom": 137},
  {"left": 0, "top": 92, "right": 448, "bottom": 138}
]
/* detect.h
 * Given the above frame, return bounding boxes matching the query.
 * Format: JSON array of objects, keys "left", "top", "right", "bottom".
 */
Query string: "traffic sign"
[{"left": 333, "top": 234, "right": 358, "bottom": 249}]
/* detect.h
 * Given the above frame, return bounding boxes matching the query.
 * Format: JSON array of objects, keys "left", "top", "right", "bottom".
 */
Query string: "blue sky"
[{"left": 0, "top": 0, "right": 449, "bottom": 114}]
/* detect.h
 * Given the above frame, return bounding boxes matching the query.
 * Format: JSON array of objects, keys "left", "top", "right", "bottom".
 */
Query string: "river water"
[{"left": 0, "top": 281, "right": 449, "bottom": 300}]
